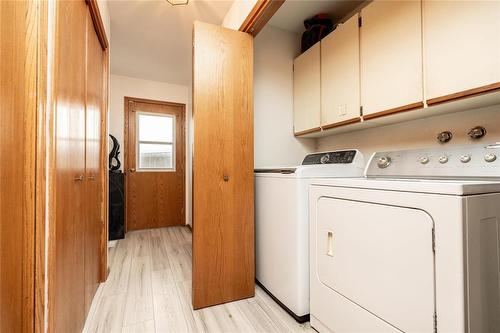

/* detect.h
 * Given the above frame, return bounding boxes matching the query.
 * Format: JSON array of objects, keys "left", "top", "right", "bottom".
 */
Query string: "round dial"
[
  {"left": 460, "top": 154, "right": 471, "bottom": 163},
  {"left": 485, "top": 153, "right": 497, "bottom": 163},
  {"left": 320, "top": 154, "right": 330, "bottom": 164},
  {"left": 377, "top": 156, "right": 391, "bottom": 168},
  {"left": 438, "top": 156, "right": 449, "bottom": 164},
  {"left": 419, "top": 156, "right": 430, "bottom": 164}
]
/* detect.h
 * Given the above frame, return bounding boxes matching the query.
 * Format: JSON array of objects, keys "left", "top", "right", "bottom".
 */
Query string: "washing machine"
[
  {"left": 254, "top": 150, "right": 365, "bottom": 322},
  {"left": 309, "top": 143, "right": 500, "bottom": 332}
]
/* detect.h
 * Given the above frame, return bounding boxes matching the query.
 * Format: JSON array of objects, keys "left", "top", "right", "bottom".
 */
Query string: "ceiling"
[
  {"left": 108, "top": 0, "right": 233, "bottom": 86},
  {"left": 269, "top": 0, "right": 365, "bottom": 34}
]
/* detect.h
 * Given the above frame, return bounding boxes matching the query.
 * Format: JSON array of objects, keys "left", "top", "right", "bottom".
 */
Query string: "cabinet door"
[
  {"left": 321, "top": 14, "right": 360, "bottom": 128},
  {"left": 293, "top": 42, "right": 321, "bottom": 134},
  {"left": 424, "top": 1, "right": 500, "bottom": 103},
  {"left": 53, "top": 1, "right": 87, "bottom": 332},
  {"left": 0, "top": 1, "right": 37, "bottom": 331},
  {"left": 84, "top": 9, "right": 104, "bottom": 315},
  {"left": 193, "top": 21, "right": 254, "bottom": 309},
  {"left": 360, "top": 0, "right": 423, "bottom": 117}
]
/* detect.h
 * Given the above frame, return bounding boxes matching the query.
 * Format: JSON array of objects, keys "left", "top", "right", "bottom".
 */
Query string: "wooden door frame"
[
  {"left": 123, "top": 96, "right": 187, "bottom": 232},
  {"left": 37, "top": 1, "right": 109, "bottom": 332},
  {"left": 239, "top": 0, "right": 285, "bottom": 36}
]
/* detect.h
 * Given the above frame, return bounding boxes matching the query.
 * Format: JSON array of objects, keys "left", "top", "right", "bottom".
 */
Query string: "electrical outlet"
[{"left": 337, "top": 104, "right": 347, "bottom": 116}]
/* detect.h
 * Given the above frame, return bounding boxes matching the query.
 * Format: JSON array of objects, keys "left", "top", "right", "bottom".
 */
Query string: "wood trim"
[
  {"left": 86, "top": 0, "right": 108, "bottom": 50},
  {"left": 294, "top": 126, "right": 321, "bottom": 136},
  {"left": 427, "top": 82, "right": 500, "bottom": 106},
  {"left": 123, "top": 96, "right": 187, "bottom": 232},
  {"left": 239, "top": 0, "right": 285, "bottom": 36},
  {"left": 99, "top": 48, "right": 109, "bottom": 282},
  {"left": 362, "top": 101, "right": 424, "bottom": 120},
  {"left": 321, "top": 117, "right": 361, "bottom": 130},
  {"left": 35, "top": 0, "right": 50, "bottom": 331}
]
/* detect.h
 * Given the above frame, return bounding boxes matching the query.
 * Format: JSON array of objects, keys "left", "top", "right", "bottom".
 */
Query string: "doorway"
[{"left": 124, "top": 97, "right": 186, "bottom": 231}]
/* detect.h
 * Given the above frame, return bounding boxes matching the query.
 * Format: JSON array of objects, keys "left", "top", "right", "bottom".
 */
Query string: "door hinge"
[
  {"left": 433, "top": 311, "right": 438, "bottom": 333},
  {"left": 360, "top": 105, "right": 363, "bottom": 116},
  {"left": 432, "top": 227, "right": 436, "bottom": 253},
  {"left": 358, "top": 16, "right": 362, "bottom": 27}
]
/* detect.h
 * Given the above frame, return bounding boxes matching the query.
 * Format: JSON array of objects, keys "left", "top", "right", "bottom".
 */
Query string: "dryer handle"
[{"left": 327, "top": 230, "right": 334, "bottom": 257}]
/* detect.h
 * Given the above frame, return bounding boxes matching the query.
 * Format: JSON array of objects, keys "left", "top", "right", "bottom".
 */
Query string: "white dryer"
[
  {"left": 254, "top": 150, "right": 365, "bottom": 322},
  {"left": 309, "top": 143, "right": 500, "bottom": 333}
]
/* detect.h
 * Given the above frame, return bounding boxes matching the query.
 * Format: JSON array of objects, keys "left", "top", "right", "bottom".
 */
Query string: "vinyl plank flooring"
[{"left": 84, "top": 226, "right": 315, "bottom": 333}]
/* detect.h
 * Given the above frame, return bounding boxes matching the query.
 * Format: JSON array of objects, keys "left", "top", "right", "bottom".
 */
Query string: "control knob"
[
  {"left": 419, "top": 156, "right": 430, "bottom": 164},
  {"left": 485, "top": 153, "right": 497, "bottom": 163},
  {"left": 438, "top": 156, "right": 449, "bottom": 164},
  {"left": 377, "top": 156, "right": 391, "bottom": 169},
  {"left": 459, "top": 155, "right": 471, "bottom": 163}
]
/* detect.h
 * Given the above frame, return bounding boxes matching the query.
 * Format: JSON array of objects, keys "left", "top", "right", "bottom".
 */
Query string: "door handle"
[
  {"left": 128, "top": 168, "right": 136, "bottom": 173},
  {"left": 74, "top": 175, "right": 84, "bottom": 182}
]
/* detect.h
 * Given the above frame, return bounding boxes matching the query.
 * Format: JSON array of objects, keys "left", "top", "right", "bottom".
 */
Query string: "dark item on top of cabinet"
[
  {"left": 109, "top": 134, "right": 122, "bottom": 172},
  {"left": 301, "top": 14, "right": 334, "bottom": 53},
  {"left": 109, "top": 171, "right": 125, "bottom": 240}
]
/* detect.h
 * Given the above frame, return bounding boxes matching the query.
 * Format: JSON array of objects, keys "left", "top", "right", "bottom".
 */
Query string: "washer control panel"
[
  {"left": 302, "top": 150, "right": 358, "bottom": 165},
  {"left": 366, "top": 143, "right": 500, "bottom": 178}
]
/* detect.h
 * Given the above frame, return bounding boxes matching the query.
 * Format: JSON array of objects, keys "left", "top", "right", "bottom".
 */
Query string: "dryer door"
[{"left": 316, "top": 197, "right": 435, "bottom": 332}]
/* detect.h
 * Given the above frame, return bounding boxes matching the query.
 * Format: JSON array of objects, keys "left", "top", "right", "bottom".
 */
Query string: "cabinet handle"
[
  {"left": 128, "top": 168, "right": 136, "bottom": 173},
  {"left": 74, "top": 175, "right": 84, "bottom": 182},
  {"left": 87, "top": 175, "right": 95, "bottom": 181}
]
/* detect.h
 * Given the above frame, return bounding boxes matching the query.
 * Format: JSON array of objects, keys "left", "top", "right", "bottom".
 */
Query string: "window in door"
[{"left": 136, "top": 112, "right": 175, "bottom": 171}]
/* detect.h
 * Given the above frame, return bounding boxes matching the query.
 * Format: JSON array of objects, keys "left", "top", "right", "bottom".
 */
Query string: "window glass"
[
  {"left": 138, "top": 114, "right": 173, "bottom": 142},
  {"left": 138, "top": 143, "right": 173, "bottom": 169},
  {"left": 136, "top": 112, "right": 175, "bottom": 170}
]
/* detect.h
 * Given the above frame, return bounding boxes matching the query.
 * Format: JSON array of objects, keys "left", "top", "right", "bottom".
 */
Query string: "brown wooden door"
[
  {"left": 0, "top": 1, "right": 37, "bottom": 331},
  {"left": 192, "top": 21, "right": 254, "bottom": 309},
  {"left": 84, "top": 9, "right": 104, "bottom": 314},
  {"left": 125, "top": 99, "right": 186, "bottom": 230},
  {"left": 53, "top": 1, "right": 87, "bottom": 332}
]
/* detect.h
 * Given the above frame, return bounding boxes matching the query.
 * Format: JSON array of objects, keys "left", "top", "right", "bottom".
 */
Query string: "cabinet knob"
[
  {"left": 223, "top": 175, "right": 229, "bottom": 182},
  {"left": 128, "top": 168, "right": 136, "bottom": 173}
]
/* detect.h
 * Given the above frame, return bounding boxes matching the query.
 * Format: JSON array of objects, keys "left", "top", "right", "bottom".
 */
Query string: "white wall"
[
  {"left": 109, "top": 74, "right": 193, "bottom": 225},
  {"left": 317, "top": 105, "right": 500, "bottom": 159},
  {"left": 254, "top": 25, "right": 316, "bottom": 167},
  {"left": 222, "top": 0, "right": 258, "bottom": 30}
]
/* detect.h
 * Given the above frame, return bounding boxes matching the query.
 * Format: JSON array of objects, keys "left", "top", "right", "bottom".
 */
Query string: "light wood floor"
[{"left": 83, "top": 226, "right": 315, "bottom": 333}]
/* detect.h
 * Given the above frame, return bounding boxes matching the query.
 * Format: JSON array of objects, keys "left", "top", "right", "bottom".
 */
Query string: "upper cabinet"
[
  {"left": 321, "top": 13, "right": 361, "bottom": 128},
  {"left": 424, "top": 1, "right": 500, "bottom": 104},
  {"left": 293, "top": 42, "right": 321, "bottom": 135},
  {"left": 360, "top": 0, "right": 423, "bottom": 118}
]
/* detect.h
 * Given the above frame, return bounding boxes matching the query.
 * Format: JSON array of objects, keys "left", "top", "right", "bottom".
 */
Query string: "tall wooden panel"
[
  {"left": 424, "top": 0, "right": 500, "bottom": 103},
  {"left": 360, "top": 0, "right": 423, "bottom": 117},
  {"left": 84, "top": 9, "right": 104, "bottom": 314},
  {"left": 192, "top": 21, "right": 254, "bottom": 309},
  {"left": 293, "top": 42, "right": 321, "bottom": 134},
  {"left": 0, "top": 1, "right": 37, "bottom": 332},
  {"left": 53, "top": 1, "right": 87, "bottom": 332},
  {"left": 321, "top": 13, "right": 361, "bottom": 127}
]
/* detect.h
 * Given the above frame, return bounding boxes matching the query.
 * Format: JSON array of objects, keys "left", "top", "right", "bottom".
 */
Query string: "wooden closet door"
[
  {"left": 53, "top": 1, "right": 87, "bottom": 332},
  {"left": 84, "top": 9, "right": 104, "bottom": 314},
  {"left": 0, "top": 1, "right": 37, "bottom": 331},
  {"left": 192, "top": 21, "right": 254, "bottom": 309}
]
